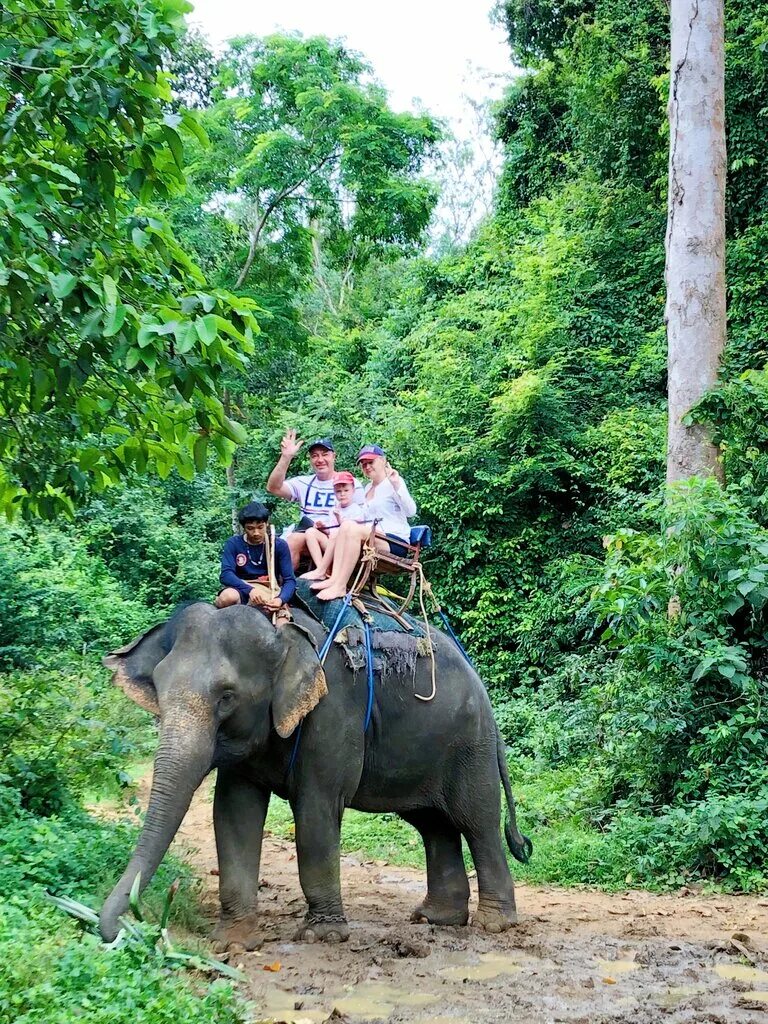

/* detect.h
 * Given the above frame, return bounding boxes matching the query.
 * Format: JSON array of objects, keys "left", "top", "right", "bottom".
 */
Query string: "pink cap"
[{"left": 333, "top": 471, "right": 356, "bottom": 486}]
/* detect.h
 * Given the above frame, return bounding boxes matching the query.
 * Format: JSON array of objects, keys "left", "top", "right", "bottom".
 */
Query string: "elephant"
[{"left": 99, "top": 601, "right": 532, "bottom": 948}]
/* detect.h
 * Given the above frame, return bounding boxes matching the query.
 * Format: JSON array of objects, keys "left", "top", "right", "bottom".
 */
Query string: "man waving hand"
[{"left": 267, "top": 430, "right": 361, "bottom": 568}]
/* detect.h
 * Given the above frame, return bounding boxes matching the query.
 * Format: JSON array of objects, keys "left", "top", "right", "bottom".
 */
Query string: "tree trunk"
[
  {"left": 222, "top": 386, "right": 239, "bottom": 533},
  {"left": 665, "top": 0, "right": 726, "bottom": 484}
]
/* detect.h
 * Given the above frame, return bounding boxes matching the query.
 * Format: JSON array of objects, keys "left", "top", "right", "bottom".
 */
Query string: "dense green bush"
[{"left": 0, "top": 816, "right": 242, "bottom": 1024}]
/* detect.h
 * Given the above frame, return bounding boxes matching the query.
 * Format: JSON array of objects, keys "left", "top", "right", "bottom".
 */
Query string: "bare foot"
[
  {"left": 310, "top": 578, "right": 334, "bottom": 591},
  {"left": 300, "top": 570, "right": 327, "bottom": 580},
  {"left": 318, "top": 588, "right": 348, "bottom": 601}
]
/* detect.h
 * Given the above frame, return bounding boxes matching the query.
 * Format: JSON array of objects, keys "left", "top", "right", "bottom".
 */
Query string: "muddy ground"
[{"left": 156, "top": 778, "right": 768, "bottom": 1024}]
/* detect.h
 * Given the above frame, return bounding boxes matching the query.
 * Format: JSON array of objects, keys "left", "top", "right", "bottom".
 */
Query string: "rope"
[
  {"left": 420, "top": 578, "right": 476, "bottom": 671},
  {"left": 363, "top": 620, "right": 375, "bottom": 732},
  {"left": 413, "top": 563, "right": 436, "bottom": 702}
]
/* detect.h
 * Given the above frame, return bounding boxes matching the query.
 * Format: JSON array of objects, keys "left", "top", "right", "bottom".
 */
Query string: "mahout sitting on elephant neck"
[{"left": 99, "top": 601, "right": 531, "bottom": 950}]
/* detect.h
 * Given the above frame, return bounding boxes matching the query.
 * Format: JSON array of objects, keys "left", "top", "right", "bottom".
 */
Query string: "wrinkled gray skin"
[{"left": 99, "top": 603, "right": 532, "bottom": 949}]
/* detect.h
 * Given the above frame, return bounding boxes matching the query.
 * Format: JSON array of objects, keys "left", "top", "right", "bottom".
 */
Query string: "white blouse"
[{"left": 364, "top": 477, "right": 416, "bottom": 543}]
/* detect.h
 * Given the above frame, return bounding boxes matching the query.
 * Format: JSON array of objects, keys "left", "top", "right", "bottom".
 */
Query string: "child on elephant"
[{"left": 300, "top": 472, "right": 368, "bottom": 581}]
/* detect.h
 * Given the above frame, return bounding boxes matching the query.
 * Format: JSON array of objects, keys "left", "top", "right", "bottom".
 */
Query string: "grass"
[
  {"left": 266, "top": 797, "right": 427, "bottom": 869},
  {"left": 0, "top": 805, "right": 247, "bottom": 1024},
  {"left": 263, "top": 762, "right": 630, "bottom": 889}
]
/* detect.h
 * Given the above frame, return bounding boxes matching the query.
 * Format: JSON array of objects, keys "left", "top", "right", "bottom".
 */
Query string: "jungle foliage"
[{"left": 4, "top": 4, "right": 768, "bottom": 1016}]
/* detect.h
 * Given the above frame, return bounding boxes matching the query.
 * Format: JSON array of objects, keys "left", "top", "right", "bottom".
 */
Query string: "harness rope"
[{"left": 288, "top": 528, "right": 479, "bottom": 774}]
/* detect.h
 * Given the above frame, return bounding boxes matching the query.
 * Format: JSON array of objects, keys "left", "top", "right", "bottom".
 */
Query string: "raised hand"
[
  {"left": 386, "top": 464, "right": 402, "bottom": 490},
  {"left": 280, "top": 428, "right": 304, "bottom": 461}
]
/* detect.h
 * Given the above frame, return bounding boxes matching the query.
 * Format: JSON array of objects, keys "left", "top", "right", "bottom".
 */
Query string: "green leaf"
[
  {"left": 193, "top": 434, "right": 208, "bottom": 472},
  {"left": 161, "top": 124, "right": 184, "bottom": 169},
  {"left": 50, "top": 272, "right": 78, "bottom": 299},
  {"left": 219, "top": 416, "right": 248, "bottom": 445},
  {"left": 195, "top": 314, "right": 218, "bottom": 344},
  {"left": 176, "top": 457, "right": 195, "bottom": 481},
  {"left": 137, "top": 324, "right": 161, "bottom": 348},
  {"left": 103, "top": 302, "right": 127, "bottom": 338},
  {"left": 180, "top": 110, "right": 209, "bottom": 146},
  {"left": 102, "top": 274, "right": 118, "bottom": 308},
  {"left": 174, "top": 321, "right": 197, "bottom": 354},
  {"left": 30, "top": 158, "right": 81, "bottom": 185},
  {"left": 125, "top": 347, "right": 142, "bottom": 370}
]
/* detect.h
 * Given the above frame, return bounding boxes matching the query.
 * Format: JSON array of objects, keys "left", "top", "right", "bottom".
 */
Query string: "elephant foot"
[
  {"left": 211, "top": 912, "right": 262, "bottom": 953},
  {"left": 471, "top": 903, "right": 517, "bottom": 933},
  {"left": 410, "top": 898, "right": 469, "bottom": 927},
  {"left": 294, "top": 913, "right": 350, "bottom": 944}
]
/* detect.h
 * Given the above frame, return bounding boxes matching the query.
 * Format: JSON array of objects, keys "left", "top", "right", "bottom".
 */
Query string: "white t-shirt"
[
  {"left": 335, "top": 500, "right": 368, "bottom": 523},
  {"left": 285, "top": 474, "right": 365, "bottom": 526}
]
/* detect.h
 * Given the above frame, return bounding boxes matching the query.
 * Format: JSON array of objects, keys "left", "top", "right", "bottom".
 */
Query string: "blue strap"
[
  {"left": 318, "top": 592, "right": 354, "bottom": 664},
  {"left": 363, "top": 620, "right": 374, "bottom": 732},
  {"left": 287, "top": 720, "right": 302, "bottom": 774},
  {"left": 437, "top": 609, "right": 475, "bottom": 669}
]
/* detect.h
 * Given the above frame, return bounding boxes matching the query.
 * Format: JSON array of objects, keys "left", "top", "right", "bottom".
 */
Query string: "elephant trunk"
[{"left": 99, "top": 706, "right": 214, "bottom": 942}]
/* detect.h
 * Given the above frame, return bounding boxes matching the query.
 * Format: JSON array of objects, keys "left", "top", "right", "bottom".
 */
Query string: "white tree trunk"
[{"left": 665, "top": 0, "right": 726, "bottom": 483}]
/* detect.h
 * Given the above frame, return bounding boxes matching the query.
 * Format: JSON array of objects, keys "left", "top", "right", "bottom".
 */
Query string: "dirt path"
[{"left": 161, "top": 779, "right": 768, "bottom": 1023}]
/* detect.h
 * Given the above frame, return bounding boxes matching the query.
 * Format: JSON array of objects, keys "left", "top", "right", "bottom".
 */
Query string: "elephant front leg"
[
  {"left": 292, "top": 796, "right": 349, "bottom": 943},
  {"left": 212, "top": 769, "right": 270, "bottom": 952}
]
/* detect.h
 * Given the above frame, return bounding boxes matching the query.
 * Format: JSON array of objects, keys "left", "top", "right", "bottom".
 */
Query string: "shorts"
[
  {"left": 384, "top": 533, "right": 409, "bottom": 558},
  {"left": 226, "top": 581, "right": 293, "bottom": 622}
]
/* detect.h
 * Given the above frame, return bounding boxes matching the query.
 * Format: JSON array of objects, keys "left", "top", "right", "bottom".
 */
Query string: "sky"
[{"left": 187, "top": 0, "right": 516, "bottom": 127}]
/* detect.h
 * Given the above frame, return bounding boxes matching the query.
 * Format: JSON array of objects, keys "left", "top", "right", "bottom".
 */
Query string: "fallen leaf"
[
  {"left": 729, "top": 934, "right": 757, "bottom": 965},
  {"left": 264, "top": 961, "right": 282, "bottom": 972}
]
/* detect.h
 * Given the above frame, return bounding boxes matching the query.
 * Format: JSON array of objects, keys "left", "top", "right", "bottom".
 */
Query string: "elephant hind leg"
[
  {"left": 464, "top": 828, "right": 517, "bottom": 932},
  {"left": 401, "top": 810, "right": 469, "bottom": 927}
]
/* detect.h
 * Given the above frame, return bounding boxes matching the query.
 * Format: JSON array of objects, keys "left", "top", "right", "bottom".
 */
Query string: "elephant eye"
[{"left": 217, "top": 689, "right": 236, "bottom": 709}]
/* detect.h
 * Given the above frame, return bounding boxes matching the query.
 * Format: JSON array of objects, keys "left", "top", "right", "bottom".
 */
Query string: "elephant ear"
[
  {"left": 103, "top": 623, "right": 171, "bottom": 717},
  {"left": 272, "top": 622, "right": 328, "bottom": 739}
]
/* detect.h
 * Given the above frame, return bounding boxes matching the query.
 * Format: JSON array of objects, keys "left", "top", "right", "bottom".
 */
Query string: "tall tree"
[
  {"left": 180, "top": 34, "right": 441, "bottom": 309},
  {"left": 0, "top": 0, "right": 257, "bottom": 520},
  {"left": 665, "top": 0, "right": 726, "bottom": 482}
]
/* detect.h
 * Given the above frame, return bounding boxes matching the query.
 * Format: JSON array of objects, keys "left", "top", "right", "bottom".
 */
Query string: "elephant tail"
[{"left": 497, "top": 727, "right": 533, "bottom": 864}]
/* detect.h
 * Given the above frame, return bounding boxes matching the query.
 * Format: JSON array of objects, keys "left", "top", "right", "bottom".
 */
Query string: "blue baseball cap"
[
  {"left": 308, "top": 438, "right": 335, "bottom": 452},
  {"left": 357, "top": 444, "right": 386, "bottom": 461}
]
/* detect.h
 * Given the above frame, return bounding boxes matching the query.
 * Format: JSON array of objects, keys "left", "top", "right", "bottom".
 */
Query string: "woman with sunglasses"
[{"left": 311, "top": 444, "right": 416, "bottom": 602}]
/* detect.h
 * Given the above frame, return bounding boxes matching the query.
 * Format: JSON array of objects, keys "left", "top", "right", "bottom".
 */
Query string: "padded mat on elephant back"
[{"left": 294, "top": 580, "right": 433, "bottom": 676}]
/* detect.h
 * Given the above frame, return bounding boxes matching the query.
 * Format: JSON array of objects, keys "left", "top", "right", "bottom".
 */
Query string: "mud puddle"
[{"left": 146, "top": 777, "right": 768, "bottom": 1023}]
